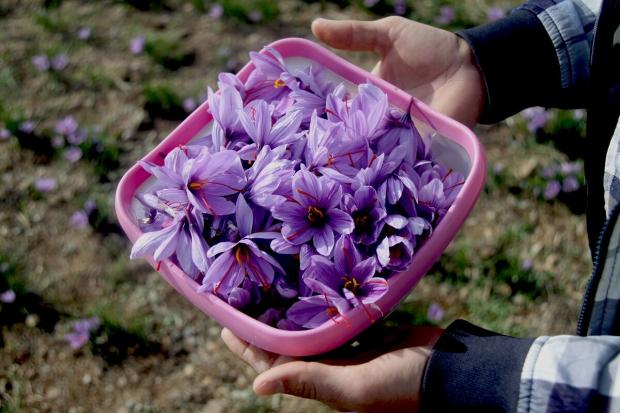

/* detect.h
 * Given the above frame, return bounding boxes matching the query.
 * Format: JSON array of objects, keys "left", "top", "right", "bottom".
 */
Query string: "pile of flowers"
[{"left": 130, "top": 48, "right": 464, "bottom": 330}]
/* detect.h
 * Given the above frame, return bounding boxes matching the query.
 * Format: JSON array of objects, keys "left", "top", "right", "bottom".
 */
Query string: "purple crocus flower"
[
  {"left": 245, "top": 47, "right": 297, "bottom": 104},
  {"left": 19, "top": 121, "right": 35, "bottom": 134},
  {"left": 77, "top": 26, "right": 92, "bottom": 40},
  {"left": 237, "top": 99, "right": 302, "bottom": 160},
  {"left": 208, "top": 3, "right": 223, "bottom": 18},
  {"left": 521, "top": 258, "right": 533, "bottom": 271},
  {"left": 487, "top": 7, "right": 505, "bottom": 22},
  {"left": 342, "top": 186, "right": 386, "bottom": 245},
  {"left": 374, "top": 108, "right": 425, "bottom": 165},
  {"left": 55, "top": 116, "right": 78, "bottom": 136},
  {"left": 325, "top": 83, "right": 388, "bottom": 142},
  {"left": 543, "top": 180, "right": 561, "bottom": 200},
  {"left": 228, "top": 279, "right": 255, "bottom": 309},
  {"left": 207, "top": 84, "right": 246, "bottom": 152},
  {"left": 245, "top": 146, "right": 296, "bottom": 209},
  {"left": 393, "top": 0, "right": 406, "bottom": 15},
  {"left": 0, "top": 128, "right": 10, "bottom": 140},
  {"left": 32, "top": 55, "right": 50, "bottom": 71},
  {"left": 427, "top": 302, "right": 445, "bottom": 322},
  {"left": 436, "top": 6, "right": 455, "bottom": 25},
  {"left": 66, "top": 129, "right": 87, "bottom": 145},
  {"left": 70, "top": 210, "right": 89, "bottom": 229},
  {"left": 130, "top": 36, "right": 145, "bottom": 55},
  {"left": 51, "top": 54, "right": 69, "bottom": 71},
  {"left": 289, "top": 65, "right": 335, "bottom": 122},
  {"left": 563, "top": 176, "right": 580, "bottom": 192},
  {"left": 182, "top": 149, "right": 246, "bottom": 215},
  {"left": 305, "top": 111, "right": 366, "bottom": 178},
  {"left": 271, "top": 170, "right": 354, "bottom": 256},
  {"left": 130, "top": 206, "right": 210, "bottom": 278},
  {"left": 35, "top": 177, "right": 57, "bottom": 193},
  {"left": 199, "top": 194, "right": 284, "bottom": 295},
  {"left": 64, "top": 147, "right": 83, "bottom": 163},
  {"left": 65, "top": 316, "right": 100, "bottom": 350},
  {"left": 522, "top": 107, "right": 548, "bottom": 132},
  {"left": 0, "top": 290, "right": 16, "bottom": 304},
  {"left": 376, "top": 235, "right": 414, "bottom": 272}
]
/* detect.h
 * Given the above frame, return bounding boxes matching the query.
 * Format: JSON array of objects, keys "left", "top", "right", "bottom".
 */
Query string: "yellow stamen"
[{"left": 273, "top": 78, "right": 286, "bottom": 88}]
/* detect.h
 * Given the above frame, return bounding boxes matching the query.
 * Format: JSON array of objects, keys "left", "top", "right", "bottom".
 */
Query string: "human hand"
[
  {"left": 312, "top": 17, "right": 485, "bottom": 127},
  {"left": 221, "top": 325, "right": 443, "bottom": 413}
]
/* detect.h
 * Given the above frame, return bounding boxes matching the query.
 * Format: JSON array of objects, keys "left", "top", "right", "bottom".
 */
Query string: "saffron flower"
[
  {"left": 32, "top": 55, "right": 50, "bottom": 71},
  {"left": 200, "top": 194, "right": 284, "bottom": 295},
  {"left": 70, "top": 210, "right": 89, "bottom": 229},
  {"left": 245, "top": 47, "right": 296, "bottom": 104},
  {"left": 272, "top": 170, "right": 354, "bottom": 256},
  {"left": 342, "top": 186, "right": 387, "bottom": 245},
  {"left": 65, "top": 316, "right": 100, "bottom": 350},
  {"left": 130, "top": 206, "right": 210, "bottom": 278},
  {"left": 0, "top": 290, "right": 16, "bottom": 304},
  {"left": 427, "top": 302, "right": 445, "bottom": 322},
  {"left": 51, "top": 54, "right": 69, "bottom": 71},
  {"left": 35, "top": 177, "right": 57, "bottom": 193},
  {"left": 130, "top": 36, "right": 145, "bottom": 55}
]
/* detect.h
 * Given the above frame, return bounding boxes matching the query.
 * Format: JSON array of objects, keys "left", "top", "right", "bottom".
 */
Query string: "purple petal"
[
  {"left": 235, "top": 194, "right": 253, "bottom": 238},
  {"left": 327, "top": 209, "right": 354, "bottom": 234},
  {"left": 206, "top": 241, "right": 236, "bottom": 258},
  {"left": 313, "top": 225, "right": 335, "bottom": 256}
]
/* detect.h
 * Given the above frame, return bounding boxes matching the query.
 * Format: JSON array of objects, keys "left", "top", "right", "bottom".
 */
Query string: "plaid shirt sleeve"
[
  {"left": 457, "top": 0, "right": 600, "bottom": 123},
  {"left": 518, "top": 335, "right": 620, "bottom": 412},
  {"left": 421, "top": 321, "right": 620, "bottom": 412}
]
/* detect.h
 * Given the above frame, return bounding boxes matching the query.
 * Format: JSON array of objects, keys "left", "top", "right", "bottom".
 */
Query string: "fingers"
[
  {"left": 311, "top": 18, "right": 392, "bottom": 55},
  {"left": 220, "top": 328, "right": 294, "bottom": 373},
  {"left": 253, "top": 361, "right": 360, "bottom": 410}
]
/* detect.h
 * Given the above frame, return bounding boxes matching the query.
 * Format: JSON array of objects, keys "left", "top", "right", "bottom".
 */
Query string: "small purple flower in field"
[
  {"left": 208, "top": 3, "right": 223, "bottom": 19},
  {"left": 35, "top": 177, "right": 57, "bottom": 193},
  {"left": 67, "top": 129, "right": 87, "bottom": 145},
  {"left": 51, "top": 54, "right": 69, "bottom": 71},
  {"left": 342, "top": 186, "right": 387, "bottom": 245},
  {"left": 65, "top": 316, "right": 100, "bottom": 350},
  {"left": 200, "top": 194, "right": 284, "bottom": 295},
  {"left": 19, "top": 121, "right": 36, "bottom": 134},
  {"left": 64, "top": 147, "right": 83, "bottom": 163},
  {"left": 427, "top": 302, "right": 445, "bottom": 322},
  {"left": 573, "top": 109, "right": 585, "bottom": 120},
  {"left": 70, "top": 210, "right": 89, "bottom": 229},
  {"left": 55, "top": 116, "right": 78, "bottom": 136},
  {"left": 560, "top": 161, "right": 582, "bottom": 175},
  {"left": 0, "top": 290, "right": 16, "bottom": 304},
  {"left": 77, "top": 26, "right": 92, "bottom": 40},
  {"left": 493, "top": 162, "right": 504, "bottom": 175},
  {"left": 272, "top": 170, "right": 354, "bottom": 256},
  {"left": 436, "top": 6, "right": 455, "bottom": 25},
  {"left": 522, "top": 107, "right": 548, "bottom": 132},
  {"left": 521, "top": 258, "right": 533, "bottom": 271},
  {"left": 183, "top": 97, "right": 197, "bottom": 113},
  {"left": 84, "top": 199, "right": 97, "bottom": 214},
  {"left": 32, "top": 55, "right": 50, "bottom": 71},
  {"left": 248, "top": 10, "right": 263, "bottom": 22},
  {"left": 487, "top": 7, "right": 505, "bottom": 22},
  {"left": 51, "top": 136, "right": 64, "bottom": 148},
  {"left": 393, "top": 0, "right": 406, "bottom": 15},
  {"left": 0, "top": 128, "right": 10, "bottom": 140},
  {"left": 130, "top": 36, "right": 146, "bottom": 55},
  {"left": 543, "top": 180, "right": 561, "bottom": 200},
  {"left": 563, "top": 176, "right": 580, "bottom": 192}
]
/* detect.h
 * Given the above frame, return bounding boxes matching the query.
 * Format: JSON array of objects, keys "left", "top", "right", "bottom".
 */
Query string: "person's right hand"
[{"left": 311, "top": 17, "right": 485, "bottom": 127}]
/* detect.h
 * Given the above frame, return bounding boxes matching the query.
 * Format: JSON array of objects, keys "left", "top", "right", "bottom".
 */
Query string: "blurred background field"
[{"left": 0, "top": 0, "right": 590, "bottom": 412}]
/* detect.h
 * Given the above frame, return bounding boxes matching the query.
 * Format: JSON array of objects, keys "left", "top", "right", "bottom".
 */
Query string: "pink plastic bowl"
[{"left": 115, "top": 38, "right": 486, "bottom": 356}]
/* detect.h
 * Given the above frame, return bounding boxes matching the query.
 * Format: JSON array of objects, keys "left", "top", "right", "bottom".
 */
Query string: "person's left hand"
[{"left": 221, "top": 325, "right": 443, "bottom": 413}]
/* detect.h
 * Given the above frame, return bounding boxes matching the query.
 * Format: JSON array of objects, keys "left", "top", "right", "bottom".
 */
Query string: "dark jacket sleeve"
[
  {"left": 456, "top": 1, "right": 596, "bottom": 124},
  {"left": 420, "top": 320, "right": 534, "bottom": 412}
]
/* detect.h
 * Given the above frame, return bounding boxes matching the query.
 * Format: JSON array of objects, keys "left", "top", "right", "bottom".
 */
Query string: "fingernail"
[{"left": 255, "top": 380, "right": 284, "bottom": 395}]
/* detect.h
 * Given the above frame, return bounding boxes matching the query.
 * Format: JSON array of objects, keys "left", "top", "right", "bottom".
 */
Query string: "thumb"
[
  {"left": 253, "top": 361, "right": 359, "bottom": 408},
  {"left": 311, "top": 18, "right": 389, "bottom": 55}
]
